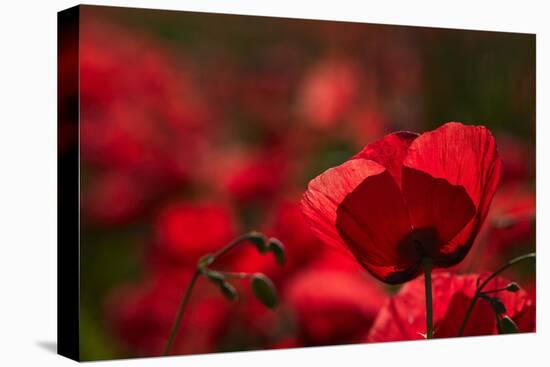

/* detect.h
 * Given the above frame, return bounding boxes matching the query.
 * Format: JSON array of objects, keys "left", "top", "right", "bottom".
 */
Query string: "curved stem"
[
  {"left": 162, "top": 269, "right": 201, "bottom": 356},
  {"left": 457, "top": 252, "right": 535, "bottom": 336},
  {"left": 422, "top": 258, "right": 434, "bottom": 339},
  {"left": 161, "top": 231, "right": 276, "bottom": 357},
  {"left": 210, "top": 232, "right": 261, "bottom": 261},
  {"left": 481, "top": 286, "right": 511, "bottom": 294},
  {"left": 217, "top": 271, "right": 253, "bottom": 279}
]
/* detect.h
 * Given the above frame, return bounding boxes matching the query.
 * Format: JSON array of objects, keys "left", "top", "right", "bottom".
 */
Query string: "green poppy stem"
[
  {"left": 161, "top": 231, "right": 275, "bottom": 356},
  {"left": 162, "top": 269, "right": 200, "bottom": 356},
  {"left": 457, "top": 252, "right": 535, "bottom": 336},
  {"left": 422, "top": 258, "right": 434, "bottom": 339}
]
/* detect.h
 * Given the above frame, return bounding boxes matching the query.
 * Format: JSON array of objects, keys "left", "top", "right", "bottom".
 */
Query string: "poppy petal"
[
  {"left": 353, "top": 131, "right": 419, "bottom": 187},
  {"left": 403, "top": 122, "right": 502, "bottom": 263},
  {"left": 403, "top": 122, "right": 501, "bottom": 212},
  {"left": 335, "top": 169, "right": 416, "bottom": 283},
  {"left": 301, "top": 159, "right": 386, "bottom": 253},
  {"left": 367, "top": 273, "right": 534, "bottom": 342},
  {"left": 402, "top": 167, "right": 476, "bottom": 258}
]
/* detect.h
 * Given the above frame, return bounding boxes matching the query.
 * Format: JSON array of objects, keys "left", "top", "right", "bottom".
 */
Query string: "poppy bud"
[
  {"left": 248, "top": 231, "right": 269, "bottom": 253},
  {"left": 250, "top": 273, "right": 278, "bottom": 308},
  {"left": 498, "top": 315, "right": 519, "bottom": 334},
  {"left": 267, "top": 237, "right": 286, "bottom": 265},
  {"left": 219, "top": 281, "right": 238, "bottom": 302}
]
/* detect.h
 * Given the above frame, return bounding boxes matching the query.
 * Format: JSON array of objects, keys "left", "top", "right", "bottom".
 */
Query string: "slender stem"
[
  {"left": 422, "top": 258, "right": 434, "bottom": 339},
  {"left": 210, "top": 232, "right": 261, "bottom": 261},
  {"left": 476, "top": 253, "right": 535, "bottom": 292},
  {"left": 481, "top": 286, "right": 511, "bottom": 294},
  {"left": 457, "top": 292, "right": 477, "bottom": 337},
  {"left": 457, "top": 252, "right": 535, "bottom": 336},
  {"left": 162, "top": 270, "right": 201, "bottom": 356},
  {"left": 161, "top": 231, "right": 273, "bottom": 357},
  {"left": 218, "top": 271, "right": 253, "bottom": 279}
]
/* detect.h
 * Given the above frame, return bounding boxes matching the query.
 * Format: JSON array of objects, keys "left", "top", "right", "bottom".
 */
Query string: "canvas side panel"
[{"left": 57, "top": 5, "right": 80, "bottom": 362}]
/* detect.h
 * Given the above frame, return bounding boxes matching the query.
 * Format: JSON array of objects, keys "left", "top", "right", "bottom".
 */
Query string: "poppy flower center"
[{"left": 398, "top": 227, "right": 439, "bottom": 261}]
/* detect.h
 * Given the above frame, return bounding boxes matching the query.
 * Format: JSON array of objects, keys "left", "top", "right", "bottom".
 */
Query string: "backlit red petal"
[
  {"left": 336, "top": 170, "right": 416, "bottom": 282},
  {"left": 301, "top": 159, "right": 386, "bottom": 253},
  {"left": 403, "top": 122, "right": 501, "bottom": 214},
  {"left": 367, "top": 273, "right": 534, "bottom": 342},
  {"left": 402, "top": 167, "right": 476, "bottom": 258},
  {"left": 403, "top": 122, "right": 502, "bottom": 263},
  {"left": 353, "top": 131, "right": 418, "bottom": 186}
]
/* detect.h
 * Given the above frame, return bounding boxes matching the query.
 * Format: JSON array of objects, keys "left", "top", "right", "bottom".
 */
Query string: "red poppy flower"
[
  {"left": 106, "top": 270, "right": 230, "bottom": 357},
  {"left": 455, "top": 183, "right": 535, "bottom": 274},
  {"left": 82, "top": 172, "right": 147, "bottom": 226},
  {"left": 302, "top": 122, "right": 502, "bottom": 283},
  {"left": 297, "top": 58, "right": 359, "bottom": 128},
  {"left": 486, "top": 184, "right": 535, "bottom": 250},
  {"left": 285, "top": 268, "right": 387, "bottom": 345},
  {"left": 496, "top": 134, "right": 534, "bottom": 183},
  {"left": 367, "top": 272, "right": 535, "bottom": 342},
  {"left": 154, "top": 201, "right": 237, "bottom": 265},
  {"left": 220, "top": 199, "right": 323, "bottom": 285},
  {"left": 79, "top": 17, "right": 213, "bottom": 213},
  {"left": 225, "top": 146, "right": 289, "bottom": 204},
  {"left": 269, "top": 337, "right": 303, "bottom": 350},
  {"left": 267, "top": 199, "right": 325, "bottom": 270}
]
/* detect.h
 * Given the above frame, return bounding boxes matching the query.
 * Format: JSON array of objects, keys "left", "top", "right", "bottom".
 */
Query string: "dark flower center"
[{"left": 398, "top": 227, "right": 439, "bottom": 261}]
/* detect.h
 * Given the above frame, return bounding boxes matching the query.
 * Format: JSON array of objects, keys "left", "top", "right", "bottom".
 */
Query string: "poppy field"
[{"left": 58, "top": 5, "right": 536, "bottom": 361}]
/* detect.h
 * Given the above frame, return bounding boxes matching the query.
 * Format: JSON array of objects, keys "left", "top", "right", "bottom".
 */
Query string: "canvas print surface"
[{"left": 57, "top": 5, "right": 536, "bottom": 361}]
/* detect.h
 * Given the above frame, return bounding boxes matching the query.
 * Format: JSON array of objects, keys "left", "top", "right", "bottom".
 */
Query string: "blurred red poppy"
[
  {"left": 82, "top": 172, "right": 148, "bottom": 226},
  {"left": 154, "top": 201, "right": 237, "bottom": 265},
  {"left": 269, "top": 337, "right": 303, "bottom": 350},
  {"left": 106, "top": 270, "right": 230, "bottom": 357},
  {"left": 496, "top": 134, "right": 534, "bottom": 183},
  {"left": 285, "top": 268, "right": 387, "bottom": 345},
  {"left": 367, "top": 272, "right": 535, "bottom": 341},
  {"left": 486, "top": 184, "right": 535, "bottom": 250},
  {"left": 225, "top": 148, "right": 288, "bottom": 204},
  {"left": 302, "top": 122, "right": 502, "bottom": 283},
  {"left": 220, "top": 199, "right": 324, "bottom": 286},
  {"left": 268, "top": 200, "right": 325, "bottom": 270},
  {"left": 79, "top": 18, "right": 214, "bottom": 226},
  {"left": 296, "top": 58, "right": 359, "bottom": 129}
]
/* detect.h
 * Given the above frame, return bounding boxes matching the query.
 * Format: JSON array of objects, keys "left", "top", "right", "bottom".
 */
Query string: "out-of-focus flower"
[
  {"left": 449, "top": 183, "right": 535, "bottom": 274},
  {"left": 225, "top": 285, "right": 286, "bottom": 345},
  {"left": 82, "top": 172, "right": 148, "bottom": 226},
  {"left": 154, "top": 201, "right": 237, "bottom": 265},
  {"left": 376, "top": 36, "right": 424, "bottom": 132},
  {"left": 456, "top": 184, "right": 536, "bottom": 273},
  {"left": 296, "top": 58, "right": 359, "bottom": 129},
  {"left": 106, "top": 270, "right": 230, "bottom": 357},
  {"left": 523, "top": 280, "right": 537, "bottom": 328},
  {"left": 269, "top": 337, "right": 303, "bottom": 350},
  {"left": 302, "top": 122, "right": 502, "bottom": 284},
  {"left": 285, "top": 268, "right": 387, "bottom": 345},
  {"left": 268, "top": 199, "right": 324, "bottom": 270},
  {"left": 485, "top": 184, "right": 535, "bottom": 250},
  {"left": 81, "top": 107, "right": 196, "bottom": 187},
  {"left": 307, "top": 246, "right": 366, "bottom": 273},
  {"left": 367, "top": 273, "right": 535, "bottom": 342},
  {"left": 379, "top": 40, "right": 422, "bottom": 96},
  {"left": 496, "top": 134, "right": 534, "bottom": 183},
  {"left": 79, "top": 18, "right": 213, "bottom": 225},
  {"left": 239, "top": 71, "right": 295, "bottom": 128},
  {"left": 220, "top": 199, "right": 325, "bottom": 285},
  {"left": 225, "top": 147, "right": 288, "bottom": 204},
  {"left": 348, "top": 104, "right": 387, "bottom": 147}
]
